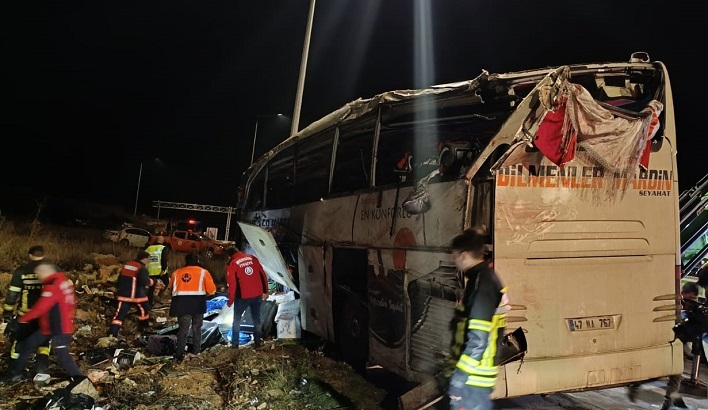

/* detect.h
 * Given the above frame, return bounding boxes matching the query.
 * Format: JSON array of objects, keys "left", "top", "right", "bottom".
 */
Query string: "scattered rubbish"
[
  {"left": 29, "top": 377, "right": 98, "bottom": 410},
  {"left": 75, "top": 325, "right": 93, "bottom": 337},
  {"left": 154, "top": 323, "right": 180, "bottom": 335},
  {"left": 87, "top": 370, "right": 110, "bottom": 384},
  {"left": 274, "top": 299, "right": 301, "bottom": 339},
  {"left": 69, "top": 377, "right": 100, "bottom": 401},
  {"left": 146, "top": 335, "right": 178, "bottom": 356},
  {"left": 82, "top": 348, "right": 115, "bottom": 365},
  {"left": 155, "top": 316, "right": 167, "bottom": 323},
  {"left": 122, "top": 378, "right": 137, "bottom": 387},
  {"left": 113, "top": 349, "right": 142, "bottom": 369},
  {"left": 33, "top": 373, "right": 50, "bottom": 388}
]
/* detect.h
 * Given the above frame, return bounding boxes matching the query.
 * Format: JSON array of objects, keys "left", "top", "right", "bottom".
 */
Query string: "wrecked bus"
[{"left": 236, "top": 52, "right": 682, "bottom": 406}]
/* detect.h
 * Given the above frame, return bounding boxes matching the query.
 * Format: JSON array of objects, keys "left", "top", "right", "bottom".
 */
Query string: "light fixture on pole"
[
  {"left": 133, "top": 161, "right": 143, "bottom": 216},
  {"left": 251, "top": 113, "right": 284, "bottom": 165}
]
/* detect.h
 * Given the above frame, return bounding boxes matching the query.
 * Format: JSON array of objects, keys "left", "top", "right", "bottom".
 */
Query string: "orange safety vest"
[{"left": 170, "top": 266, "right": 216, "bottom": 297}]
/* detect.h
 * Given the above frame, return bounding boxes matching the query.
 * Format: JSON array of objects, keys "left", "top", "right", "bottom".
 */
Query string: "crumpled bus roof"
[{"left": 249, "top": 57, "right": 663, "bottom": 179}]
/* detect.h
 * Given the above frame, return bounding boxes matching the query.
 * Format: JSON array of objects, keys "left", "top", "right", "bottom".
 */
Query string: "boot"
[
  {"left": 660, "top": 396, "right": 689, "bottom": 410},
  {"left": 34, "top": 354, "right": 49, "bottom": 375},
  {"left": 627, "top": 383, "right": 639, "bottom": 403},
  {"left": 138, "top": 319, "right": 153, "bottom": 333}
]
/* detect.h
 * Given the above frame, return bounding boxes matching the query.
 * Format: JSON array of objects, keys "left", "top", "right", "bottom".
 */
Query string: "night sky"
[{"left": 2, "top": 1, "right": 706, "bottom": 220}]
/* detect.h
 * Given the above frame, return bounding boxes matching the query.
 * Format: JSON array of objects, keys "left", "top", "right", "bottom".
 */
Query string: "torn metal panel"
[{"left": 237, "top": 222, "right": 299, "bottom": 293}]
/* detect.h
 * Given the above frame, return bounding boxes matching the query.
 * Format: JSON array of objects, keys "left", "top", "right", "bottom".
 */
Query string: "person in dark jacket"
[
  {"left": 447, "top": 228, "right": 508, "bottom": 410},
  {"left": 225, "top": 247, "right": 269, "bottom": 348},
  {"left": 2, "top": 245, "right": 51, "bottom": 376},
  {"left": 108, "top": 251, "right": 153, "bottom": 337},
  {"left": 169, "top": 253, "right": 216, "bottom": 361},
  {"left": 3, "top": 261, "right": 84, "bottom": 383}
]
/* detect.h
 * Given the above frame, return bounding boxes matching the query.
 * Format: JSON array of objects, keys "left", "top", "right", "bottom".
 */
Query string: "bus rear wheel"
[{"left": 338, "top": 297, "right": 369, "bottom": 371}]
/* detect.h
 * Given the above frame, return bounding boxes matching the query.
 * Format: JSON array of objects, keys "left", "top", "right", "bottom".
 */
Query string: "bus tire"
[{"left": 339, "top": 297, "right": 369, "bottom": 371}]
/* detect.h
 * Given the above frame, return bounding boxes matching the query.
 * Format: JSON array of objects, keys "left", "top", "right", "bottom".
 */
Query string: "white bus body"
[{"left": 237, "top": 52, "right": 682, "bottom": 403}]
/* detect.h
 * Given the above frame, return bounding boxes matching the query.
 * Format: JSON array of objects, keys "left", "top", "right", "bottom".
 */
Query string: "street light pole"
[
  {"left": 251, "top": 114, "right": 284, "bottom": 166},
  {"left": 250, "top": 119, "right": 260, "bottom": 166},
  {"left": 133, "top": 161, "right": 143, "bottom": 216},
  {"left": 290, "top": 0, "right": 316, "bottom": 137}
]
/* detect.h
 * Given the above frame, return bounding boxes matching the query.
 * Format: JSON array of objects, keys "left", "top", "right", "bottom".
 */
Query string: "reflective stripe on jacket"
[
  {"left": 456, "top": 292, "right": 507, "bottom": 387},
  {"left": 116, "top": 260, "right": 152, "bottom": 302},
  {"left": 168, "top": 265, "right": 216, "bottom": 317},
  {"left": 2, "top": 260, "right": 43, "bottom": 316},
  {"left": 170, "top": 266, "right": 216, "bottom": 296},
  {"left": 453, "top": 260, "right": 507, "bottom": 388}
]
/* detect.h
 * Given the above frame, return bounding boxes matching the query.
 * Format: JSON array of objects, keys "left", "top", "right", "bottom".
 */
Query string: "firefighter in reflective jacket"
[
  {"left": 6, "top": 261, "right": 84, "bottom": 383},
  {"left": 108, "top": 251, "right": 153, "bottom": 337},
  {"left": 2, "top": 245, "right": 51, "bottom": 376},
  {"left": 447, "top": 228, "right": 507, "bottom": 410}
]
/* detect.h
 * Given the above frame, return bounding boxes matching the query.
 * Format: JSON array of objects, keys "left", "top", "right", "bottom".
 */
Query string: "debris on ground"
[{"left": 0, "top": 256, "right": 388, "bottom": 410}]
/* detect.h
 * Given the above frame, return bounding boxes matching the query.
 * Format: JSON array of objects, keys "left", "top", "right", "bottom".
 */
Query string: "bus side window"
[
  {"left": 267, "top": 147, "right": 296, "bottom": 209},
  {"left": 294, "top": 131, "right": 334, "bottom": 204},
  {"left": 471, "top": 179, "right": 492, "bottom": 238},
  {"left": 245, "top": 170, "right": 265, "bottom": 211},
  {"left": 331, "top": 129, "right": 374, "bottom": 195},
  {"left": 375, "top": 129, "right": 414, "bottom": 187}
]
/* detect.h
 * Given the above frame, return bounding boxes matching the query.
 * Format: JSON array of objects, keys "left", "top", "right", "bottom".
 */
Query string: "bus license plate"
[{"left": 568, "top": 316, "right": 614, "bottom": 332}]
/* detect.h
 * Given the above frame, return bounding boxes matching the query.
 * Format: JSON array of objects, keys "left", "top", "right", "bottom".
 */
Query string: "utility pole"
[
  {"left": 133, "top": 162, "right": 143, "bottom": 216},
  {"left": 290, "top": 0, "right": 316, "bottom": 137}
]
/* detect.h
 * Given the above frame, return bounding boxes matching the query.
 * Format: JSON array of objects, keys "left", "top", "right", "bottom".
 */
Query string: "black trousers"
[
  {"left": 12, "top": 332, "right": 83, "bottom": 378},
  {"left": 10, "top": 319, "right": 50, "bottom": 364},
  {"left": 177, "top": 314, "right": 203, "bottom": 357},
  {"left": 108, "top": 300, "right": 150, "bottom": 337}
]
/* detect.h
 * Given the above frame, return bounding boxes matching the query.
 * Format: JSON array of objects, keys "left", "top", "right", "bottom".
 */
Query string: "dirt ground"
[{"left": 0, "top": 264, "right": 389, "bottom": 410}]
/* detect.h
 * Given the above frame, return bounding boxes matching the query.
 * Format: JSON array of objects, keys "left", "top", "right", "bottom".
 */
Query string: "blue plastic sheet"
[
  {"left": 205, "top": 295, "right": 228, "bottom": 316},
  {"left": 225, "top": 328, "right": 253, "bottom": 345}
]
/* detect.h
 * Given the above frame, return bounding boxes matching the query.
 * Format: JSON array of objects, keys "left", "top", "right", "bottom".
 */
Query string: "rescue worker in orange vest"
[
  {"left": 169, "top": 253, "right": 216, "bottom": 361},
  {"left": 146, "top": 236, "right": 169, "bottom": 306},
  {"left": 108, "top": 251, "right": 153, "bottom": 337}
]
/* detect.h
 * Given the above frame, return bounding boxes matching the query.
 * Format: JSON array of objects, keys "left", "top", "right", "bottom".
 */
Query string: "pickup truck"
[{"left": 149, "top": 230, "right": 227, "bottom": 258}]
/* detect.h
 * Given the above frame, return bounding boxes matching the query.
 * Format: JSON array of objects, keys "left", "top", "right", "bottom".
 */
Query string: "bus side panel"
[
  {"left": 352, "top": 180, "right": 466, "bottom": 249},
  {"left": 366, "top": 249, "right": 457, "bottom": 381},
  {"left": 368, "top": 248, "right": 407, "bottom": 375},
  {"left": 298, "top": 245, "right": 334, "bottom": 341},
  {"left": 300, "top": 196, "right": 359, "bottom": 244}
]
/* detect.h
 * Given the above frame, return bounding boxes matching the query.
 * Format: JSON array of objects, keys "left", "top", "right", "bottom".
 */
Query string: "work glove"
[
  {"left": 155, "top": 279, "right": 166, "bottom": 291},
  {"left": 2, "top": 310, "right": 13, "bottom": 322},
  {"left": 447, "top": 369, "right": 468, "bottom": 401}
]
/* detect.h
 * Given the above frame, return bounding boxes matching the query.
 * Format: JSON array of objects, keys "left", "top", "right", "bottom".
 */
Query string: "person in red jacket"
[
  {"left": 4, "top": 261, "right": 84, "bottom": 383},
  {"left": 225, "top": 247, "right": 269, "bottom": 348}
]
